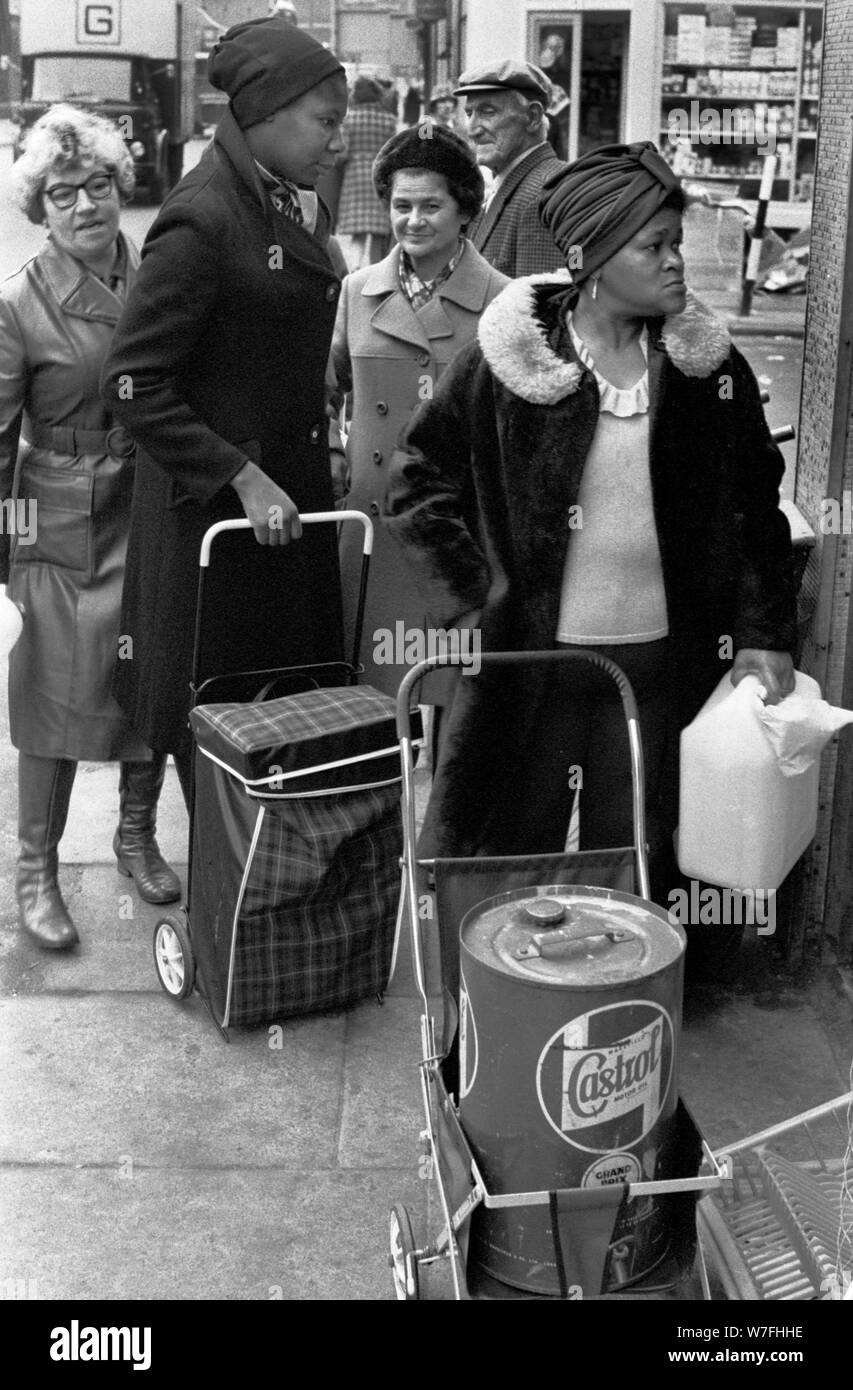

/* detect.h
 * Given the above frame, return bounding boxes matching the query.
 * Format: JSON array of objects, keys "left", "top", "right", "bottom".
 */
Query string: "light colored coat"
[
  {"left": 330, "top": 239, "right": 508, "bottom": 695},
  {"left": 0, "top": 232, "right": 148, "bottom": 760}
]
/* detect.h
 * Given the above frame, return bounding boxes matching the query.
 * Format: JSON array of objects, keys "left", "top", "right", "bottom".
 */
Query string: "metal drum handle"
[{"left": 515, "top": 922, "right": 636, "bottom": 960}]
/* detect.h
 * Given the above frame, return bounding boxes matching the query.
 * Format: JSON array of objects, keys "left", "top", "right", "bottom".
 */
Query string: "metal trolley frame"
[{"left": 389, "top": 649, "right": 727, "bottom": 1302}]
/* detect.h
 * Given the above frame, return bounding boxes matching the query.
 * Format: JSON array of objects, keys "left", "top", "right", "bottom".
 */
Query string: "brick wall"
[{"left": 793, "top": 0, "right": 853, "bottom": 960}]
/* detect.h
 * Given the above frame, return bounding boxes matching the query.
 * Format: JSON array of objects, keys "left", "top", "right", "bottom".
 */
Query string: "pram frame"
[{"left": 392, "top": 650, "right": 726, "bottom": 1301}]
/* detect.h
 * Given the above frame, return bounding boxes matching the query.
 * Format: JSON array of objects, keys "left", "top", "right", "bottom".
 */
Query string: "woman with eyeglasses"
[{"left": 0, "top": 104, "right": 180, "bottom": 952}]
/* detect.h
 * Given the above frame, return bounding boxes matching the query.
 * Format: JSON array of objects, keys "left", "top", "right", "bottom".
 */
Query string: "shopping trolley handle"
[
  {"left": 198, "top": 511, "right": 374, "bottom": 568},
  {"left": 395, "top": 649, "right": 641, "bottom": 739}
]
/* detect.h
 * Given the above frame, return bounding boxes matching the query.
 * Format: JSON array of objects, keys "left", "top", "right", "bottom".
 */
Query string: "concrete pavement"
[{"left": 1, "top": 709, "right": 851, "bottom": 1301}]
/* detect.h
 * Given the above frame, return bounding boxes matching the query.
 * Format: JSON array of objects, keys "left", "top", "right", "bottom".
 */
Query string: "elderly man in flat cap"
[
  {"left": 455, "top": 59, "right": 568, "bottom": 278},
  {"left": 102, "top": 17, "right": 348, "bottom": 803}
]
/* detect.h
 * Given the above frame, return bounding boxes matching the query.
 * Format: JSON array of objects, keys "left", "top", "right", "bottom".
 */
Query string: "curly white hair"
[{"left": 10, "top": 103, "right": 135, "bottom": 224}]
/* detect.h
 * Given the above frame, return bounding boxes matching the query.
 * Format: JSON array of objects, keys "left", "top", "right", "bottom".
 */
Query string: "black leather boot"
[
  {"left": 16, "top": 754, "right": 79, "bottom": 950},
  {"left": 114, "top": 755, "right": 181, "bottom": 904}
]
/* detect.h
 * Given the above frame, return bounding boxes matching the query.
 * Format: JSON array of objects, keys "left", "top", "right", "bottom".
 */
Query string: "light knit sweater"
[{"left": 556, "top": 322, "right": 669, "bottom": 645}]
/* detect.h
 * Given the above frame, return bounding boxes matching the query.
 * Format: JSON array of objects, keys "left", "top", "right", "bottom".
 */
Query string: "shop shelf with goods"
[{"left": 660, "top": 2, "right": 822, "bottom": 223}]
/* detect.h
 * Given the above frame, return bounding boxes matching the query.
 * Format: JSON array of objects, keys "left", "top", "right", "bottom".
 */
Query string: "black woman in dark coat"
[
  {"left": 386, "top": 142, "right": 796, "bottom": 903},
  {"left": 102, "top": 18, "right": 349, "bottom": 803}
]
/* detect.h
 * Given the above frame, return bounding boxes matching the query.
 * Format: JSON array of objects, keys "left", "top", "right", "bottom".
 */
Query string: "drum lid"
[{"left": 460, "top": 885, "right": 684, "bottom": 986}]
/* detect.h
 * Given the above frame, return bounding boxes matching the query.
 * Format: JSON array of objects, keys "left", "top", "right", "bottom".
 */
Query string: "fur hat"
[{"left": 372, "top": 121, "right": 484, "bottom": 221}]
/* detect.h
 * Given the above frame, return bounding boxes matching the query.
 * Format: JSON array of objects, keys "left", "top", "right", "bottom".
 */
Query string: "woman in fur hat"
[
  {"left": 329, "top": 122, "right": 508, "bottom": 705},
  {"left": 385, "top": 141, "right": 796, "bottom": 913}
]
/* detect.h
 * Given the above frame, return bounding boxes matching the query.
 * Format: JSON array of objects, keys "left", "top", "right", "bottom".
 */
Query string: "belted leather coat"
[{"left": 0, "top": 232, "right": 149, "bottom": 760}]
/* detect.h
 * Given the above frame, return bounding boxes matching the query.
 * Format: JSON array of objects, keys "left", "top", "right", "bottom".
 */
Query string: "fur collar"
[{"left": 478, "top": 271, "right": 732, "bottom": 404}]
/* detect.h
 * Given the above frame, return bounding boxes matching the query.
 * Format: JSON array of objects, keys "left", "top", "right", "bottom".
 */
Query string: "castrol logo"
[{"left": 536, "top": 1001, "right": 674, "bottom": 1155}]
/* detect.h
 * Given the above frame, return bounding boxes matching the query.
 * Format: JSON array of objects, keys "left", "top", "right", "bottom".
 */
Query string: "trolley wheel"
[
  {"left": 389, "top": 1204, "right": 420, "bottom": 1301},
  {"left": 153, "top": 911, "right": 195, "bottom": 1000}
]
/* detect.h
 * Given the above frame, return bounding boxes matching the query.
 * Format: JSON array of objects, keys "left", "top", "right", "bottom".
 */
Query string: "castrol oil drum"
[{"left": 458, "top": 884, "right": 685, "bottom": 1297}]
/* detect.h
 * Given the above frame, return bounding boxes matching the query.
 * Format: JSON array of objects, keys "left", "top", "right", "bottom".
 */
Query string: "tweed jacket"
[
  {"left": 102, "top": 109, "right": 344, "bottom": 753},
  {"left": 330, "top": 240, "right": 508, "bottom": 696},
  {"left": 335, "top": 102, "right": 398, "bottom": 236},
  {"left": 385, "top": 273, "right": 797, "bottom": 856},
  {"left": 466, "top": 142, "right": 569, "bottom": 277}
]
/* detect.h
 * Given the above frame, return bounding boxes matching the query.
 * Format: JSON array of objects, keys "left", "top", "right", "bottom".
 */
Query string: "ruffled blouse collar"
[{"left": 567, "top": 317, "right": 649, "bottom": 418}]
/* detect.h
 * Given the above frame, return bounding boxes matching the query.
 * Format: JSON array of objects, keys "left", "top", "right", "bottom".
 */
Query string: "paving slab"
[
  {"left": 0, "top": 866, "right": 187, "bottom": 995},
  {"left": 338, "top": 996, "right": 425, "bottom": 1169},
  {"left": 61, "top": 761, "right": 188, "bottom": 867},
  {"left": 0, "top": 1167, "right": 424, "bottom": 1301},
  {"left": 679, "top": 991, "right": 848, "bottom": 1150},
  {"left": 0, "top": 995, "right": 347, "bottom": 1169}
]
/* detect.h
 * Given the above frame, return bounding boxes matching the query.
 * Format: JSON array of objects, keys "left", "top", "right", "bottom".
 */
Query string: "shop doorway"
[
  {"left": 527, "top": 10, "right": 629, "bottom": 162},
  {"left": 578, "top": 14, "right": 629, "bottom": 157}
]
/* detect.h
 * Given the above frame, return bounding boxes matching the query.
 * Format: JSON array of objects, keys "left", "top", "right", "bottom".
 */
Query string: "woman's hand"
[
  {"left": 230, "top": 461, "right": 302, "bottom": 545},
  {"left": 731, "top": 648, "right": 795, "bottom": 705}
]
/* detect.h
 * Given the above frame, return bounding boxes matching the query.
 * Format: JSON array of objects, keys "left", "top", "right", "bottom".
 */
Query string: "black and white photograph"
[{"left": 0, "top": 0, "right": 850, "bottom": 1360}]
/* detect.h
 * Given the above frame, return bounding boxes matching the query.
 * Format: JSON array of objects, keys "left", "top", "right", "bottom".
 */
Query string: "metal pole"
[{"left": 739, "top": 152, "right": 777, "bottom": 317}]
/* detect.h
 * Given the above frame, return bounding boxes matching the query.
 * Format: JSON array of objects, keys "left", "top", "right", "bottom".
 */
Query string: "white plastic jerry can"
[{"left": 677, "top": 670, "right": 822, "bottom": 892}]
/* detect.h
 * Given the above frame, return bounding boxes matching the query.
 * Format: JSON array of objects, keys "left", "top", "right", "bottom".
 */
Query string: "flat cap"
[
  {"left": 453, "top": 59, "right": 551, "bottom": 105},
  {"left": 208, "top": 16, "right": 343, "bottom": 128}
]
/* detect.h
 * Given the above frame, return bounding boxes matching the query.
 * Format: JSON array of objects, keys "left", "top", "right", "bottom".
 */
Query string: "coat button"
[
  {"left": 417, "top": 353, "right": 430, "bottom": 366},
  {"left": 308, "top": 424, "right": 321, "bottom": 444},
  {"left": 369, "top": 501, "right": 380, "bottom": 516},
  {"left": 325, "top": 282, "right": 339, "bottom": 302},
  {"left": 372, "top": 449, "right": 383, "bottom": 464},
  {"left": 376, "top": 401, "right": 388, "bottom": 415}
]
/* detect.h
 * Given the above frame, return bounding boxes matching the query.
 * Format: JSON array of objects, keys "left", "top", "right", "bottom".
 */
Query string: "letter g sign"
[{"left": 77, "top": 1, "right": 120, "bottom": 44}]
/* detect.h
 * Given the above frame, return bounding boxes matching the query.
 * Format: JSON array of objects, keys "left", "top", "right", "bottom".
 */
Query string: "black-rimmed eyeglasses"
[{"left": 43, "top": 172, "right": 115, "bottom": 210}]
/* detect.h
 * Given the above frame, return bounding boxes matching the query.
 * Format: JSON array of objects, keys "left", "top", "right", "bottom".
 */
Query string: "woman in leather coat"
[{"left": 0, "top": 106, "right": 180, "bottom": 951}]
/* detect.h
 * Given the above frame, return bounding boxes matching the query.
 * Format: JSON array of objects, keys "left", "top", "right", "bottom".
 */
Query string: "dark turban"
[
  {"left": 372, "top": 122, "right": 484, "bottom": 223},
  {"left": 539, "top": 141, "right": 683, "bottom": 283},
  {"left": 208, "top": 17, "right": 344, "bottom": 129}
]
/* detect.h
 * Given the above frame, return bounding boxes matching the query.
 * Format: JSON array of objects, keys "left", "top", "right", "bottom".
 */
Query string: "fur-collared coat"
[{"left": 385, "top": 272, "right": 797, "bottom": 857}]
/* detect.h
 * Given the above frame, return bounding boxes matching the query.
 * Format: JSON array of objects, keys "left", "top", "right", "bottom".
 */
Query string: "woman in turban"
[{"left": 385, "top": 141, "right": 796, "bottom": 919}]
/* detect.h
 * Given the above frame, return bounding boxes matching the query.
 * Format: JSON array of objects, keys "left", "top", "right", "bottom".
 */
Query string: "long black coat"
[
  {"left": 102, "top": 111, "right": 344, "bottom": 753},
  {"left": 385, "top": 274, "right": 797, "bottom": 857}
]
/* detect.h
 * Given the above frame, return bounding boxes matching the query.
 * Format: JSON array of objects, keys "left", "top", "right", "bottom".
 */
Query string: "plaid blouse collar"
[{"left": 398, "top": 238, "right": 466, "bottom": 311}]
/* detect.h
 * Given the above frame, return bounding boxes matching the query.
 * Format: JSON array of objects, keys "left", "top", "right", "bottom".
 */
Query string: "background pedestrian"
[{"left": 335, "top": 76, "right": 398, "bottom": 271}]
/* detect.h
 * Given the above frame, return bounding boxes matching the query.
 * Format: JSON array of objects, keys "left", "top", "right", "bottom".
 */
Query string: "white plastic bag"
[{"left": 757, "top": 684, "right": 853, "bottom": 775}]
